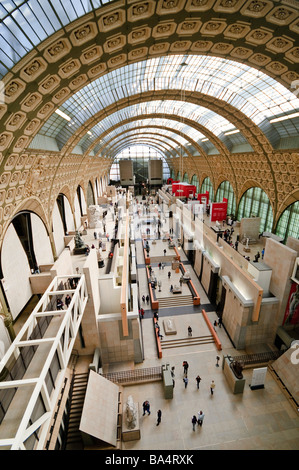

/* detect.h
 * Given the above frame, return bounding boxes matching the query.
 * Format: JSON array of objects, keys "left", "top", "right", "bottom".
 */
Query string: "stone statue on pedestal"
[
  {"left": 73, "top": 230, "right": 86, "bottom": 254},
  {"left": 125, "top": 395, "right": 137, "bottom": 429}
]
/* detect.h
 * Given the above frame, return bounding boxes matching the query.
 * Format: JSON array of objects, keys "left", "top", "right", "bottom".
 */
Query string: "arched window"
[
  {"left": 183, "top": 172, "right": 189, "bottom": 183},
  {"left": 191, "top": 174, "right": 200, "bottom": 193},
  {"left": 275, "top": 201, "right": 299, "bottom": 243},
  {"left": 216, "top": 181, "right": 236, "bottom": 216},
  {"left": 237, "top": 187, "right": 273, "bottom": 233},
  {"left": 201, "top": 177, "right": 214, "bottom": 203}
]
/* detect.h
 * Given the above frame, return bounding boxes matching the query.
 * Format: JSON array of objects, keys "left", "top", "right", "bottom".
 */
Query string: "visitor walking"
[
  {"left": 168, "top": 271, "right": 171, "bottom": 279},
  {"left": 183, "top": 376, "right": 188, "bottom": 388},
  {"left": 197, "top": 410, "right": 205, "bottom": 426},
  {"left": 142, "top": 295, "right": 145, "bottom": 303},
  {"left": 192, "top": 415, "right": 197, "bottom": 431},
  {"left": 142, "top": 400, "right": 151, "bottom": 415},
  {"left": 195, "top": 375, "right": 201, "bottom": 389},
  {"left": 188, "top": 326, "right": 192, "bottom": 336},
  {"left": 210, "top": 380, "right": 215, "bottom": 395},
  {"left": 156, "top": 409, "right": 162, "bottom": 426},
  {"left": 146, "top": 294, "right": 150, "bottom": 304}
]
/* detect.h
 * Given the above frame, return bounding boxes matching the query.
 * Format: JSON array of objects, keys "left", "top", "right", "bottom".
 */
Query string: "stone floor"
[{"left": 78, "top": 195, "right": 299, "bottom": 451}]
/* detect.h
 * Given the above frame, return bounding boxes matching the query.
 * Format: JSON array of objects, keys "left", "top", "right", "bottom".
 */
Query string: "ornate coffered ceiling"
[{"left": 0, "top": 0, "right": 298, "bottom": 235}]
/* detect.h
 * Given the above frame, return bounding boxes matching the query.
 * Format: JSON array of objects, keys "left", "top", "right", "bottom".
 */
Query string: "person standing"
[
  {"left": 183, "top": 360, "right": 189, "bottom": 376},
  {"left": 197, "top": 410, "right": 205, "bottom": 426},
  {"left": 65, "top": 294, "right": 71, "bottom": 308},
  {"left": 192, "top": 415, "right": 197, "bottom": 431},
  {"left": 210, "top": 380, "right": 215, "bottom": 395},
  {"left": 142, "top": 295, "right": 145, "bottom": 303},
  {"left": 195, "top": 375, "right": 201, "bottom": 389},
  {"left": 146, "top": 294, "right": 150, "bottom": 304},
  {"left": 262, "top": 248, "right": 265, "bottom": 259},
  {"left": 183, "top": 376, "right": 188, "bottom": 388},
  {"left": 188, "top": 326, "right": 192, "bottom": 336},
  {"left": 156, "top": 409, "right": 162, "bottom": 426},
  {"left": 168, "top": 271, "right": 171, "bottom": 279},
  {"left": 171, "top": 366, "right": 175, "bottom": 388}
]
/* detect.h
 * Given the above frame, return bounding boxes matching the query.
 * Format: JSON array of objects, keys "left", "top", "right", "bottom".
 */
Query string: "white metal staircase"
[{"left": 0, "top": 274, "right": 88, "bottom": 450}]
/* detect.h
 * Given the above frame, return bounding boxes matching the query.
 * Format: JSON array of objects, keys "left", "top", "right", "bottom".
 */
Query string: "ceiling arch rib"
[
  {"left": 103, "top": 137, "right": 179, "bottom": 163},
  {"left": 87, "top": 120, "right": 207, "bottom": 159},
  {"left": 76, "top": 101, "right": 244, "bottom": 155},
  {"left": 99, "top": 130, "right": 192, "bottom": 161},
  {"left": 37, "top": 86, "right": 296, "bottom": 163},
  {"left": 74, "top": 109, "right": 241, "bottom": 162},
  {"left": 89, "top": 123, "right": 210, "bottom": 167},
  {"left": 1, "top": 0, "right": 298, "bottom": 88},
  {"left": 38, "top": 55, "right": 299, "bottom": 152},
  {"left": 78, "top": 113, "right": 207, "bottom": 153},
  {"left": 98, "top": 128, "right": 206, "bottom": 179}
]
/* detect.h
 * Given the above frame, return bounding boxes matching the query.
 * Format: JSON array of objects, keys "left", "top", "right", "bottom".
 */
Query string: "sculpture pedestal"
[
  {"left": 122, "top": 403, "right": 141, "bottom": 442},
  {"left": 163, "top": 318, "right": 177, "bottom": 335},
  {"left": 223, "top": 357, "right": 245, "bottom": 394},
  {"left": 73, "top": 247, "right": 86, "bottom": 255}
]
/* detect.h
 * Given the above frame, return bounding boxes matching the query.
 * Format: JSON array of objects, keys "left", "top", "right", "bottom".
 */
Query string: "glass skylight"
[
  {"left": 37, "top": 55, "right": 299, "bottom": 151},
  {"left": 0, "top": 0, "right": 107, "bottom": 77}
]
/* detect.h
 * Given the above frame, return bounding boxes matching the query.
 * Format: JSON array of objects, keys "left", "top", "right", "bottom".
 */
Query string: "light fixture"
[
  {"left": 224, "top": 129, "right": 240, "bottom": 136},
  {"left": 269, "top": 112, "right": 299, "bottom": 123},
  {"left": 55, "top": 109, "right": 71, "bottom": 121},
  {"left": 201, "top": 138, "right": 209, "bottom": 142}
]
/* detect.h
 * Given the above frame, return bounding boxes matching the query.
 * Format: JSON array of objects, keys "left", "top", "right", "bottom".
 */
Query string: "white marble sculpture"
[
  {"left": 88, "top": 205, "right": 102, "bottom": 228},
  {"left": 125, "top": 395, "right": 137, "bottom": 429}
]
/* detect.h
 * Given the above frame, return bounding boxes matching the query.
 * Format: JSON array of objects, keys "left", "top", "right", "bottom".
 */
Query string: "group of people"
[
  {"left": 191, "top": 411, "right": 205, "bottom": 430},
  {"left": 142, "top": 401, "right": 162, "bottom": 426},
  {"left": 56, "top": 294, "right": 72, "bottom": 311}
]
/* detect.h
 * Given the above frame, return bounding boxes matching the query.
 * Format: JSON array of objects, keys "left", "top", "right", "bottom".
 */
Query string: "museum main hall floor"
[
  {"left": 73, "top": 200, "right": 299, "bottom": 451},
  {"left": 15, "top": 197, "right": 299, "bottom": 450}
]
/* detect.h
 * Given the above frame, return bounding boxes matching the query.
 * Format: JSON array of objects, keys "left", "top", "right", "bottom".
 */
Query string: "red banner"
[
  {"left": 172, "top": 183, "right": 196, "bottom": 198},
  {"left": 210, "top": 198, "right": 228, "bottom": 222},
  {"left": 197, "top": 191, "right": 209, "bottom": 204}
]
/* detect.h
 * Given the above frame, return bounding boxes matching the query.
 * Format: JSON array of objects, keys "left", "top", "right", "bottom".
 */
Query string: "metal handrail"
[
  {"left": 231, "top": 350, "right": 284, "bottom": 367},
  {"left": 102, "top": 366, "right": 163, "bottom": 385}
]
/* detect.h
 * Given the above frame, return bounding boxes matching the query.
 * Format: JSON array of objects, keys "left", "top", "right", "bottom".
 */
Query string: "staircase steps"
[
  {"left": 161, "top": 335, "right": 214, "bottom": 349},
  {"left": 65, "top": 372, "right": 89, "bottom": 450},
  {"left": 158, "top": 294, "right": 194, "bottom": 308}
]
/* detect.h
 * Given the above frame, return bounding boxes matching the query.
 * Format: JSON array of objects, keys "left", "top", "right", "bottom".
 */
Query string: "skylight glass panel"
[{"left": 36, "top": 55, "right": 299, "bottom": 146}]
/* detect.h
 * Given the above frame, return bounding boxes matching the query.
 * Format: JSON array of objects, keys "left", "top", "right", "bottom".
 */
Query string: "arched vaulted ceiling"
[{"left": 0, "top": 0, "right": 298, "bottom": 234}]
